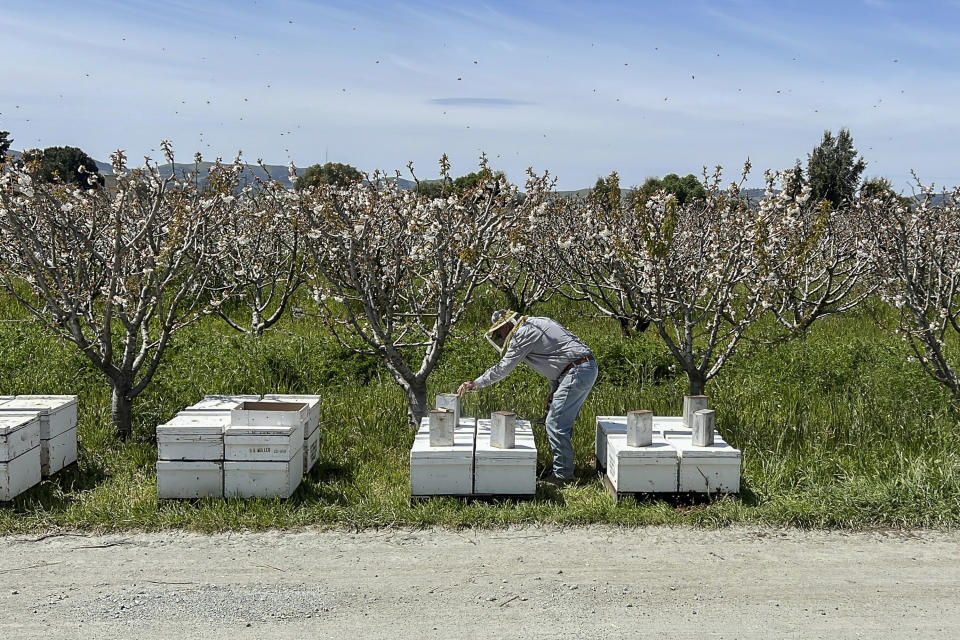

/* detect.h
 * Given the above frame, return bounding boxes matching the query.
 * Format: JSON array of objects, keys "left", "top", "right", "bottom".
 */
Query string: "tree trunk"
[
  {"left": 111, "top": 383, "right": 134, "bottom": 441},
  {"left": 499, "top": 286, "right": 522, "bottom": 314},
  {"left": 405, "top": 379, "right": 429, "bottom": 429},
  {"left": 251, "top": 308, "right": 263, "bottom": 336},
  {"left": 687, "top": 371, "right": 706, "bottom": 396}
]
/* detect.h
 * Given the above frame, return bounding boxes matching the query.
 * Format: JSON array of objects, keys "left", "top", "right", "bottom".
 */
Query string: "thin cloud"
[{"left": 430, "top": 97, "right": 535, "bottom": 107}]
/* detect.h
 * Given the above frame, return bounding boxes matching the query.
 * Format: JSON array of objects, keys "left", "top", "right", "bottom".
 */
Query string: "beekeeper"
[{"left": 457, "top": 310, "right": 598, "bottom": 484}]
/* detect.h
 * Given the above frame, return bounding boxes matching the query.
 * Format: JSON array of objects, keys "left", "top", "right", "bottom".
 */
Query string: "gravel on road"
[{"left": 1, "top": 526, "right": 958, "bottom": 639}]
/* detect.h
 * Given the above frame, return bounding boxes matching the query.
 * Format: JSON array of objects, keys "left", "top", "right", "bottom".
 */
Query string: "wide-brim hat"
[{"left": 485, "top": 309, "right": 521, "bottom": 352}]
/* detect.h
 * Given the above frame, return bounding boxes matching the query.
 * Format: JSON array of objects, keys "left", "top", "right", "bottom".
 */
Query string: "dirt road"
[{"left": 1, "top": 527, "right": 958, "bottom": 639}]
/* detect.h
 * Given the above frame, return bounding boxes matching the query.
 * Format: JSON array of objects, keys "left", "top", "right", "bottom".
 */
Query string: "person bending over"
[{"left": 458, "top": 310, "right": 598, "bottom": 484}]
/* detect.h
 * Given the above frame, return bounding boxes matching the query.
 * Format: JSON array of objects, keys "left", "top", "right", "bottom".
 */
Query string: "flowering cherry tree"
[
  {"left": 0, "top": 143, "right": 234, "bottom": 439},
  {"left": 208, "top": 162, "right": 307, "bottom": 335},
  {"left": 302, "top": 155, "right": 552, "bottom": 425},
  {"left": 756, "top": 168, "right": 874, "bottom": 338},
  {"left": 483, "top": 182, "right": 557, "bottom": 314},
  {"left": 865, "top": 181, "right": 960, "bottom": 401},
  {"left": 547, "top": 165, "right": 773, "bottom": 395},
  {"left": 542, "top": 173, "right": 650, "bottom": 336}
]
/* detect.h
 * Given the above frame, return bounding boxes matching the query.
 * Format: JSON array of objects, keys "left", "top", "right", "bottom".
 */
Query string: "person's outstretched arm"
[{"left": 457, "top": 324, "right": 542, "bottom": 395}]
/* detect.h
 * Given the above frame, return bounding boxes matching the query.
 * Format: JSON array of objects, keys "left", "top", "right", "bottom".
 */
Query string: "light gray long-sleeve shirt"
[{"left": 474, "top": 316, "right": 594, "bottom": 390}]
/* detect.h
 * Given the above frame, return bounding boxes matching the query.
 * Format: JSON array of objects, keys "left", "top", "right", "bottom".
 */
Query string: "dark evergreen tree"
[
  {"left": 784, "top": 159, "right": 806, "bottom": 199},
  {"left": 293, "top": 162, "right": 362, "bottom": 190},
  {"left": 0, "top": 131, "right": 11, "bottom": 159},
  {"left": 805, "top": 128, "right": 866, "bottom": 208},
  {"left": 21, "top": 146, "right": 104, "bottom": 188},
  {"left": 591, "top": 171, "right": 621, "bottom": 214}
]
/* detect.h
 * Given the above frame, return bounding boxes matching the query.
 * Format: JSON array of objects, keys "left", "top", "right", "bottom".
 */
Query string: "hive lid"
[
  {"left": 607, "top": 433, "right": 679, "bottom": 459},
  {"left": 157, "top": 413, "right": 230, "bottom": 436},
  {"left": 186, "top": 395, "right": 261, "bottom": 411},
  {"left": 653, "top": 416, "right": 687, "bottom": 431},
  {"left": 667, "top": 435, "right": 740, "bottom": 458},
  {"left": 411, "top": 420, "right": 473, "bottom": 458},
  {"left": 224, "top": 424, "right": 298, "bottom": 438},
  {"left": 596, "top": 417, "right": 628, "bottom": 435},
  {"left": 475, "top": 418, "right": 533, "bottom": 435},
  {"left": 0, "top": 412, "right": 40, "bottom": 436},
  {"left": 474, "top": 432, "right": 537, "bottom": 460},
  {"left": 262, "top": 394, "right": 320, "bottom": 405},
  {"left": 0, "top": 395, "right": 77, "bottom": 414},
  {"left": 417, "top": 417, "right": 477, "bottom": 434},
  {"left": 598, "top": 415, "right": 687, "bottom": 430}
]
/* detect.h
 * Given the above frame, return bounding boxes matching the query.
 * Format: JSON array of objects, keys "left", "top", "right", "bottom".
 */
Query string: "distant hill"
[
  {"left": 155, "top": 161, "right": 294, "bottom": 188},
  {"left": 5, "top": 150, "right": 950, "bottom": 205}
]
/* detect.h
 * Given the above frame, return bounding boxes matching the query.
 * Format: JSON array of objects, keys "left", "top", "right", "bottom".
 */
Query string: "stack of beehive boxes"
[
  {"left": 597, "top": 395, "right": 741, "bottom": 494},
  {"left": 156, "top": 394, "right": 319, "bottom": 500},
  {"left": 0, "top": 412, "right": 42, "bottom": 501},
  {"left": 410, "top": 404, "right": 476, "bottom": 496},
  {"left": 410, "top": 395, "right": 537, "bottom": 498},
  {"left": 0, "top": 396, "right": 78, "bottom": 500},
  {"left": 474, "top": 413, "right": 537, "bottom": 496},
  {"left": 0, "top": 395, "right": 78, "bottom": 477},
  {"left": 224, "top": 401, "right": 306, "bottom": 498},
  {"left": 156, "top": 395, "right": 259, "bottom": 499},
  {"left": 156, "top": 412, "right": 232, "bottom": 499}
]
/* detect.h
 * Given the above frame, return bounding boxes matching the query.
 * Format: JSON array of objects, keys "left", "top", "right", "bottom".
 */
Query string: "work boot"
[{"left": 538, "top": 473, "right": 574, "bottom": 488}]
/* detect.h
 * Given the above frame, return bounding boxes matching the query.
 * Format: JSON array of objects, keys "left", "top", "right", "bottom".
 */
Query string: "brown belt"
[{"left": 559, "top": 355, "right": 595, "bottom": 379}]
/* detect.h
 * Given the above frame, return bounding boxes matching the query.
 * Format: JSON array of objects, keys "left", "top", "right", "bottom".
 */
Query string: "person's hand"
[{"left": 457, "top": 381, "right": 477, "bottom": 396}]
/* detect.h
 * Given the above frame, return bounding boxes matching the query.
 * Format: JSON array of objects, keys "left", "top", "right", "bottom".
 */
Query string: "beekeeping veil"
[{"left": 485, "top": 309, "right": 527, "bottom": 355}]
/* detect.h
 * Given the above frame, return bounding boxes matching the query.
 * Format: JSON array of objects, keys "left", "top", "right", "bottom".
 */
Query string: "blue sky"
[{"left": 3, "top": 0, "right": 959, "bottom": 189}]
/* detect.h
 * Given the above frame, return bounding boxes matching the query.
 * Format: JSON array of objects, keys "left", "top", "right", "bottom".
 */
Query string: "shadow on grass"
[
  {"left": 736, "top": 480, "right": 763, "bottom": 507},
  {"left": 291, "top": 460, "right": 358, "bottom": 506},
  {"left": 6, "top": 459, "right": 108, "bottom": 513},
  {"left": 310, "top": 459, "right": 354, "bottom": 484},
  {"left": 534, "top": 484, "right": 568, "bottom": 505}
]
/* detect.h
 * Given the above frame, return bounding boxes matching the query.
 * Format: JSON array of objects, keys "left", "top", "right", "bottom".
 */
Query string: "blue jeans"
[{"left": 545, "top": 359, "right": 598, "bottom": 479}]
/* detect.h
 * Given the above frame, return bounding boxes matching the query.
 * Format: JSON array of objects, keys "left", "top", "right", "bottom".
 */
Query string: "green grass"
[{"left": 1, "top": 290, "right": 958, "bottom": 533}]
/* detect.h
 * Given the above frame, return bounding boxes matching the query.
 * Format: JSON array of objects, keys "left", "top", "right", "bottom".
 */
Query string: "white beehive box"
[
  {"left": 0, "top": 396, "right": 14, "bottom": 403},
  {"left": 224, "top": 454, "right": 303, "bottom": 499},
  {"left": 261, "top": 394, "right": 320, "bottom": 435},
  {"left": 410, "top": 417, "right": 475, "bottom": 496},
  {"left": 668, "top": 435, "right": 741, "bottom": 494},
  {"left": 303, "top": 426, "right": 321, "bottom": 474},
  {"left": 230, "top": 401, "right": 306, "bottom": 444},
  {"left": 595, "top": 417, "right": 627, "bottom": 470},
  {"left": 606, "top": 433, "right": 679, "bottom": 493},
  {"left": 156, "top": 413, "right": 230, "bottom": 462},
  {"left": 183, "top": 394, "right": 261, "bottom": 413},
  {"left": 0, "top": 395, "right": 78, "bottom": 476},
  {"left": 224, "top": 424, "right": 301, "bottom": 462},
  {"left": 0, "top": 413, "right": 42, "bottom": 501},
  {"left": 157, "top": 460, "right": 223, "bottom": 499},
  {"left": 258, "top": 396, "right": 321, "bottom": 474},
  {"left": 474, "top": 418, "right": 536, "bottom": 495}
]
